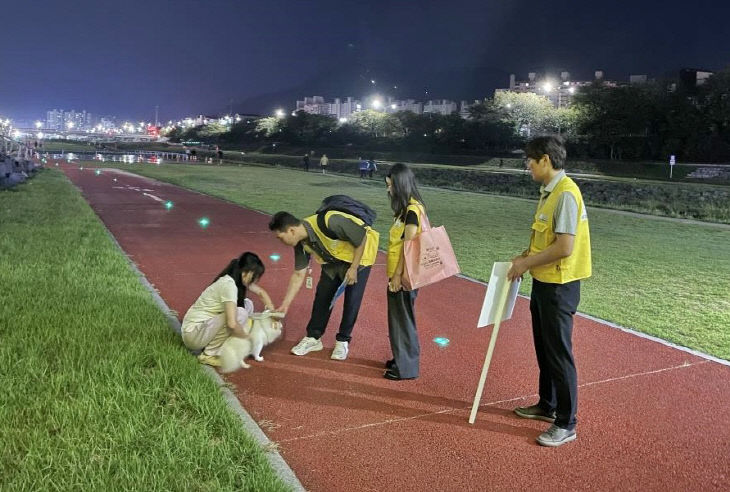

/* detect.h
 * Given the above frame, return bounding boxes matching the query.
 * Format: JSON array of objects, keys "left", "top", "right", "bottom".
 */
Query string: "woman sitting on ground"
[{"left": 181, "top": 252, "right": 275, "bottom": 367}]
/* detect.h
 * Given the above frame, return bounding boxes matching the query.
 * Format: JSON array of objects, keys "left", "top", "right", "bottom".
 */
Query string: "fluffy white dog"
[{"left": 219, "top": 311, "right": 284, "bottom": 373}]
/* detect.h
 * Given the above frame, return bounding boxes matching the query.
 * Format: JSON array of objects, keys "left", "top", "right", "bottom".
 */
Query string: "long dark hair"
[
  {"left": 386, "top": 163, "right": 424, "bottom": 221},
  {"left": 213, "top": 252, "right": 265, "bottom": 307}
]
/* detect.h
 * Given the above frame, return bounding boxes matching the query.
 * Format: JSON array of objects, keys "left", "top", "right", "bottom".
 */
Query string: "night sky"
[{"left": 2, "top": 0, "right": 728, "bottom": 122}]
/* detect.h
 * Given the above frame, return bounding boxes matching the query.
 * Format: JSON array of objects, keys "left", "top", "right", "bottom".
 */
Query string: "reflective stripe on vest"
[
  {"left": 528, "top": 176, "right": 592, "bottom": 284},
  {"left": 302, "top": 211, "right": 380, "bottom": 266}
]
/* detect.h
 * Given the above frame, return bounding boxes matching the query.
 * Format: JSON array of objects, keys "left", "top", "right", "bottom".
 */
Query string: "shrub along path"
[{"left": 60, "top": 162, "right": 730, "bottom": 491}]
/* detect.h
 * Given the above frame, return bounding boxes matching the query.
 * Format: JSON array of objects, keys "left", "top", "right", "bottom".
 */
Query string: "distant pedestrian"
[
  {"left": 359, "top": 157, "right": 369, "bottom": 178},
  {"left": 302, "top": 154, "right": 310, "bottom": 172},
  {"left": 367, "top": 157, "right": 377, "bottom": 178},
  {"left": 320, "top": 154, "right": 329, "bottom": 174},
  {"left": 218, "top": 149, "right": 224, "bottom": 164}
]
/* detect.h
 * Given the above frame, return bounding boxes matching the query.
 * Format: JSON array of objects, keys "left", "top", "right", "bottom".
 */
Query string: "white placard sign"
[{"left": 477, "top": 262, "right": 521, "bottom": 327}]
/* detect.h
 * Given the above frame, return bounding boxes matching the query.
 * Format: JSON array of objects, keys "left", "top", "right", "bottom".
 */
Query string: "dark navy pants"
[
  {"left": 387, "top": 288, "right": 420, "bottom": 378},
  {"left": 306, "top": 266, "right": 371, "bottom": 342},
  {"left": 530, "top": 279, "right": 581, "bottom": 430}
]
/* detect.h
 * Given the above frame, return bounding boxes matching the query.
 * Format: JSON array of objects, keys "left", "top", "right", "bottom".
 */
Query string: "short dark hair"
[
  {"left": 268, "top": 212, "right": 301, "bottom": 232},
  {"left": 525, "top": 136, "right": 566, "bottom": 169}
]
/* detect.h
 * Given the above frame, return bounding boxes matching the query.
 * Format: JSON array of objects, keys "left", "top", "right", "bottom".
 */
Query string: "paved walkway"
[{"left": 63, "top": 163, "right": 730, "bottom": 491}]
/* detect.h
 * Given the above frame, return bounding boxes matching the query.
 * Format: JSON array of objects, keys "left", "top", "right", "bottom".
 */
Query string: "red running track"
[{"left": 62, "top": 163, "right": 730, "bottom": 491}]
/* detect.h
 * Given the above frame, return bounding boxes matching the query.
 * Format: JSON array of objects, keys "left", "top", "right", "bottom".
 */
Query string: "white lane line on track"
[
  {"left": 142, "top": 192, "right": 165, "bottom": 203},
  {"left": 278, "top": 359, "right": 711, "bottom": 443}
]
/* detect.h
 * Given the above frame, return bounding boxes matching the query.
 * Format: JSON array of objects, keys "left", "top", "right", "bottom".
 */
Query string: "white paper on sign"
[{"left": 477, "top": 262, "right": 521, "bottom": 327}]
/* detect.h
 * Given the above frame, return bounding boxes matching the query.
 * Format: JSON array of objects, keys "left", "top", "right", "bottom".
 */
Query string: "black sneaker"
[{"left": 514, "top": 404, "right": 556, "bottom": 423}]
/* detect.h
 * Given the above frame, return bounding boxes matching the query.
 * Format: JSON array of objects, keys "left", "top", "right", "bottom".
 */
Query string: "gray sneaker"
[
  {"left": 514, "top": 404, "right": 556, "bottom": 423},
  {"left": 291, "top": 336, "right": 323, "bottom": 356},
  {"left": 536, "top": 424, "right": 577, "bottom": 447}
]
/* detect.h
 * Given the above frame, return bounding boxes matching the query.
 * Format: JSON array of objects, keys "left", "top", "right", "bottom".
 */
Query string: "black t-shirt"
[{"left": 401, "top": 210, "right": 420, "bottom": 239}]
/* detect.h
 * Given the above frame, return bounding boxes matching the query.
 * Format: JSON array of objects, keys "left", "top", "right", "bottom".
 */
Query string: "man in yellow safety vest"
[
  {"left": 507, "top": 135, "right": 592, "bottom": 448},
  {"left": 269, "top": 209, "right": 379, "bottom": 361}
]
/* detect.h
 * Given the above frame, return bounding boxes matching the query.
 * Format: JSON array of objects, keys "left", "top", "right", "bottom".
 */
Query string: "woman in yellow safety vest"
[{"left": 383, "top": 163, "right": 425, "bottom": 380}]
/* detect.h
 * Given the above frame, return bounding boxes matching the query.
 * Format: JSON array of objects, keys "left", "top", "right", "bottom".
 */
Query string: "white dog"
[{"left": 219, "top": 311, "right": 284, "bottom": 373}]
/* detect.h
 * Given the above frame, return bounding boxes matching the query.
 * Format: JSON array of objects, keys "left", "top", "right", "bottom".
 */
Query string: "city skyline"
[{"left": 1, "top": 0, "right": 728, "bottom": 122}]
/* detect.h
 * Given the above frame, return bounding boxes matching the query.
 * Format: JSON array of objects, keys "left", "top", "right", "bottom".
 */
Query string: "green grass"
[
  {"left": 0, "top": 171, "right": 289, "bottom": 491},
  {"left": 87, "top": 161, "right": 730, "bottom": 361},
  {"left": 41, "top": 140, "right": 97, "bottom": 152}
]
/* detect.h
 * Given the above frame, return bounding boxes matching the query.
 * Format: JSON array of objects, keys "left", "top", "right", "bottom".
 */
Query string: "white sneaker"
[
  {"left": 330, "top": 341, "right": 349, "bottom": 360},
  {"left": 291, "top": 336, "right": 323, "bottom": 356}
]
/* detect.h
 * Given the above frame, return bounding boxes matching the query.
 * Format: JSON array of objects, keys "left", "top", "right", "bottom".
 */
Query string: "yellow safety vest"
[
  {"left": 302, "top": 211, "right": 380, "bottom": 266},
  {"left": 387, "top": 198, "right": 424, "bottom": 278},
  {"left": 529, "top": 175, "right": 592, "bottom": 283}
]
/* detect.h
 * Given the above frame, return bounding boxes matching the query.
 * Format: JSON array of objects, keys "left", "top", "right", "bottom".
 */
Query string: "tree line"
[{"left": 167, "top": 69, "right": 730, "bottom": 162}]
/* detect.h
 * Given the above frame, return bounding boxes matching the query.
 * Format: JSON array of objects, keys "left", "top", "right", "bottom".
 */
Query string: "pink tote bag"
[{"left": 402, "top": 211, "right": 460, "bottom": 290}]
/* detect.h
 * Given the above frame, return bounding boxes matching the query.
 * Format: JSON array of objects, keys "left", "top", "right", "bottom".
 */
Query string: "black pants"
[
  {"left": 530, "top": 279, "right": 581, "bottom": 430},
  {"left": 305, "top": 266, "right": 371, "bottom": 342},
  {"left": 387, "top": 288, "right": 419, "bottom": 378}
]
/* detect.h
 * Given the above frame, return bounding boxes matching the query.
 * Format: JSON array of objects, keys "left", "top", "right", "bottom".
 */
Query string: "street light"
[
  {"left": 371, "top": 98, "right": 382, "bottom": 110},
  {"left": 542, "top": 82, "right": 553, "bottom": 92},
  {"left": 35, "top": 121, "right": 43, "bottom": 129},
  {"left": 338, "top": 117, "right": 348, "bottom": 123},
  {"left": 275, "top": 109, "right": 285, "bottom": 118}
]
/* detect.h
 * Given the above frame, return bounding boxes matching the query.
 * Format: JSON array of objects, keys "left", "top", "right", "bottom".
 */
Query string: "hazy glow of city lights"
[
  {"left": 37, "top": 132, "right": 44, "bottom": 139},
  {"left": 35, "top": 121, "right": 43, "bottom": 128},
  {"left": 568, "top": 86, "right": 576, "bottom": 94},
  {"left": 275, "top": 109, "right": 285, "bottom": 118},
  {"left": 391, "top": 104, "right": 397, "bottom": 109},
  {"left": 12, "top": 130, "right": 21, "bottom": 138},
  {"left": 355, "top": 103, "right": 362, "bottom": 110},
  {"left": 339, "top": 117, "right": 348, "bottom": 123},
  {"left": 66, "top": 121, "right": 74, "bottom": 129},
  {"left": 542, "top": 82, "right": 553, "bottom": 92},
  {"left": 371, "top": 98, "right": 382, "bottom": 109}
]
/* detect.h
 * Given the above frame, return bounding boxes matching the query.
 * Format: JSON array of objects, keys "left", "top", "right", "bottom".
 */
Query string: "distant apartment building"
[
  {"left": 295, "top": 96, "right": 330, "bottom": 115},
  {"left": 679, "top": 68, "right": 714, "bottom": 89},
  {"left": 45, "top": 109, "right": 94, "bottom": 130},
  {"left": 46, "top": 109, "right": 64, "bottom": 130},
  {"left": 422, "top": 99, "right": 458, "bottom": 115},
  {"left": 328, "top": 97, "right": 361, "bottom": 119}
]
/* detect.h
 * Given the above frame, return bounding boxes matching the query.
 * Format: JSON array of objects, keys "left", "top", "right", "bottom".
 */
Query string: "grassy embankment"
[{"left": 0, "top": 170, "right": 289, "bottom": 491}]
